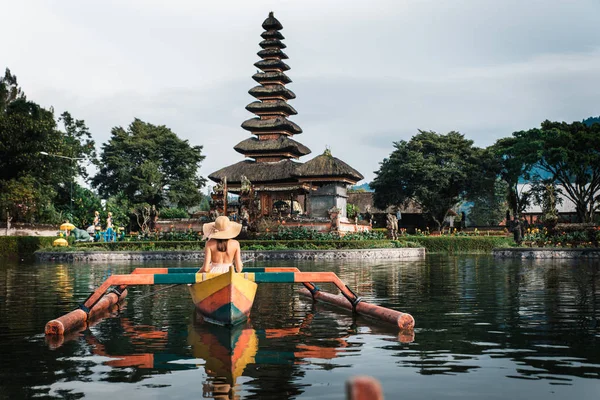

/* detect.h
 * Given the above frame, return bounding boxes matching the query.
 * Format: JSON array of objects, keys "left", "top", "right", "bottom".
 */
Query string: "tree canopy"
[
  {"left": 0, "top": 68, "right": 26, "bottom": 112},
  {"left": 499, "top": 120, "right": 600, "bottom": 222},
  {"left": 0, "top": 68, "right": 97, "bottom": 225},
  {"left": 92, "top": 119, "right": 206, "bottom": 210},
  {"left": 491, "top": 137, "right": 532, "bottom": 219},
  {"left": 371, "top": 130, "right": 497, "bottom": 230}
]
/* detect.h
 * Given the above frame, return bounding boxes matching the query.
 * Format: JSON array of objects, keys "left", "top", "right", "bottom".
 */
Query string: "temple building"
[{"left": 209, "top": 12, "right": 363, "bottom": 220}]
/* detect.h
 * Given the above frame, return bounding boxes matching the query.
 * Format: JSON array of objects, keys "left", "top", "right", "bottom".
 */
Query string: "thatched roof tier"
[
  {"left": 257, "top": 48, "right": 288, "bottom": 59},
  {"left": 241, "top": 117, "right": 302, "bottom": 134},
  {"left": 293, "top": 151, "right": 364, "bottom": 183},
  {"left": 234, "top": 136, "right": 311, "bottom": 156},
  {"left": 254, "top": 59, "right": 290, "bottom": 71},
  {"left": 209, "top": 159, "right": 302, "bottom": 184},
  {"left": 262, "top": 12, "right": 283, "bottom": 30},
  {"left": 226, "top": 183, "right": 311, "bottom": 194},
  {"left": 253, "top": 71, "right": 292, "bottom": 85},
  {"left": 245, "top": 100, "right": 297, "bottom": 115},
  {"left": 248, "top": 85, "right": 296, "bottom": 100},
  {"left": 259, "top": 39, "right": 287, "bottom": 49},
  {"left": 261, "top": 30, "right": 284, "bottom": 40}
]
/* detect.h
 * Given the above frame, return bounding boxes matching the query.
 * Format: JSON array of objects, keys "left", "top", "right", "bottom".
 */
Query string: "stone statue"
[
  {"left": 240, "top": 175, "right": 252, "bottom": 193},
  {"left": 106, "top": 212, "right": 113, "bottom": 229},
  {"left": 93, "top": 210, "right": 100, "bottom": 227},
  {"left": 512, "top": 217, "right": 522, "bottom": 245},
  {"left": 386, "top": 213, "right": 398, "bottom": 240},
  {"left": 72, "top": 228, "right": 93, "bottom": 242}
]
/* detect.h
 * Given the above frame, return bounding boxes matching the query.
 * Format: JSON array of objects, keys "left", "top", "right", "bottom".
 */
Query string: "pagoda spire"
[{"left": 235, "top": 12, "right": 311, "bottom": 163}]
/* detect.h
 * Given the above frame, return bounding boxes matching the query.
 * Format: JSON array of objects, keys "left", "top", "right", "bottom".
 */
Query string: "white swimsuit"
[{"left": 209, "top": 263, "right": 232, "bottom": 274}]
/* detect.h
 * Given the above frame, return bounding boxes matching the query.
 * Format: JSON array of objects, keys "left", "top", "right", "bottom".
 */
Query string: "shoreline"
[
  {"left": 493, "top": 247, "right": 600, "bottom": 258},
  {"left": 35, "top": 248, "right": 427, "bottom": 262}
]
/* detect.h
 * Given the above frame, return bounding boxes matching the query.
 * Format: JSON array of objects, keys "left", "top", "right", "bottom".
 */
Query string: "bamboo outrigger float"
[{"left": 45, "top": 267, "right": 415, "bottom": 335}]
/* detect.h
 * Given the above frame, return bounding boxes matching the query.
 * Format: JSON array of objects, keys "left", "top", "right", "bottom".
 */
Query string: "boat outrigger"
[{"left": 45, "top": 266, "right": 415, "bottom": 335}]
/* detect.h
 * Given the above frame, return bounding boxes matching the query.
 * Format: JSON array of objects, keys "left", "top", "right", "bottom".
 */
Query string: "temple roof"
[
  {"left": 261, "top": 30, "right": 284, "bottom": 40},
  {"left": 259, "top": 39, "right": 287, "bottom": 49},
  {"left": 234, "top": 136, "right": 311, "bottom": 156},
  {"left": 241, "top": 117, "right": 302, "bottom": 134},
  {"left": 262, "top": 12, "right": 283, "bottom": 30},
  {"left": 209, "top": 159, "right": 301, "bottom": 184},
  {"left": 245, "top": 100, "right": 297, "bottom": 115},
  {"left": 252, "top": 71, "right": 292, "bottom": 84},
  {"left": 248, "top": 84, "right": 296, "bottom": 100},
  {"left": 254, "top": 59, "right": 290, "bottom": 71},
  {"left": 293, "top": 150, "right": 364, "bottom": 182},
  {"left": 257, "top": 48, "right": 288, "bottom": 59}
]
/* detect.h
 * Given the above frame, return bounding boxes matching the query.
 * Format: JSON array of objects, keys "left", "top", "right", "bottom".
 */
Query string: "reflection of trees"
[{"left": 390, "top": 256, "right": 600, "bottom": 380}]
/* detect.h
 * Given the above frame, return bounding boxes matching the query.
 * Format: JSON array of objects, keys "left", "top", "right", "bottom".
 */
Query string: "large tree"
[
  {"left": 502, "top": 120, "right": 600, "bottom": 223},
  {"left": 0, "top": 68, "right": 96, "bottom": 224},
  {"left": 92, "top": 119, "right": 206, "bottom": 211},
  {"left": 371, "top": 130, "right": 498, "bottom": 231},
  {"left": 491, "top": 137, "right": 533, "bottom": 219}
]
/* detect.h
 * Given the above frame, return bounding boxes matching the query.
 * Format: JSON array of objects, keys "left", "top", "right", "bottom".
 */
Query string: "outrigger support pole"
[{"left": 45, "top": 268, "right": 415, "bottom": 336}]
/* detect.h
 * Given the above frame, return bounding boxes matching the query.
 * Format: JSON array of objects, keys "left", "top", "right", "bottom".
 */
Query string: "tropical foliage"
[
  {"left": 92, "top": 119, "right": 206, "bottom": 210},
  {"left": 371, "top": 130, "right": 498, "bottom": 230},
  {"left": 497, "top": 120, "right": 600, "bottom": 222},
  {"left": 0, "top": 68, "right": 97, "bottom": 225}
]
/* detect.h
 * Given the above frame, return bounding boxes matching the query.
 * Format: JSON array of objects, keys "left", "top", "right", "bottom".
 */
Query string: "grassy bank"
[{"left": 36, "top": 236, "right": 515, "bottom": 255}]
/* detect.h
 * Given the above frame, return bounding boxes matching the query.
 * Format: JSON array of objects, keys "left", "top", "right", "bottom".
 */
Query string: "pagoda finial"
[
  {"left": 269, "top": 11, "right": 274, "bottom": 18},
  {"left": 323, "top": 147, "right": 332, "bottom": 157}
]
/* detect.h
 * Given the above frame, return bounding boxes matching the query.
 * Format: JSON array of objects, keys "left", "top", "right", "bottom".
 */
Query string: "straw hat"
[{"left": 202, "top": 216, "right": 242, "bottom": 240}]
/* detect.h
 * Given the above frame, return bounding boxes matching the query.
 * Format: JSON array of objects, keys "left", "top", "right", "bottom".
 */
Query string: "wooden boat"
[
  {"left": 45, "top": 267, "right": 414, "bottom": 336},
  {"left": 188, "top": 266, "right": 257, "bottom": 326}
]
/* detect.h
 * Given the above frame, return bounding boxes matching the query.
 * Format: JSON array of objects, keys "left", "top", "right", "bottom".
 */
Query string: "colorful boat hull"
[{"left": 188, "top": 267, "right": 257, "bottom": 326}]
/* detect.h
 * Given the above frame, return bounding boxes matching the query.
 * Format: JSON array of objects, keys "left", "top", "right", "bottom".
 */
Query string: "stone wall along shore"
[
  {"left": 493, "top": 248, "right": 600, "bottom": 259},
  {"left": 36, "top": 248, "right": 425, "bottom": 262}
]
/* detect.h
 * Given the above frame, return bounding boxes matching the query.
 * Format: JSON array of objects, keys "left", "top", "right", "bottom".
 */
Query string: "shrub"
[
  {"left": 159, "top": 208, "right": 189, "bottom": 219},
  {"left": 1, "top": 236, "right": 59, "bottom": 260}
]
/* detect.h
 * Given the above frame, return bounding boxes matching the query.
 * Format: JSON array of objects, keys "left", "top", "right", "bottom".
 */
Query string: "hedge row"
[
  {"left": 405, "top": 236, "right": 514, "bottom": 254},
  {"left": 0, "top": 236, "right": 59, "bottom": 260},
  {"left": 61, "top": 236, "right": 515, "bottom": 253}
]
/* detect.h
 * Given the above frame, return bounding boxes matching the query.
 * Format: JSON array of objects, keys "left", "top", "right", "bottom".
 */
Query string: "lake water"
[{"left": 0, "top": 256, "right": 599, "bottom": 399}]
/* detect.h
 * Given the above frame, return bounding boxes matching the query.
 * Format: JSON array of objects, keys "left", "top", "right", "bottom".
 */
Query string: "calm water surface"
[{"left": 0, "top": 256, "right": 599, "bottom": 399}]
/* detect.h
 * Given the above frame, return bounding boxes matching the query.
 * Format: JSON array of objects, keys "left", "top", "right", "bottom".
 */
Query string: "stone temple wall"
[{"left": 310, "top": 183, "right": 348, "bottom": 218}]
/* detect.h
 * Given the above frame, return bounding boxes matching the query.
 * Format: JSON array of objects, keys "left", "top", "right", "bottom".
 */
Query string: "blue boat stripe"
[
  {"left": 253, "top": 272, "right": 295, "bottom": 283},
  {"left": 166, "top": 268, "right": 198, "bottom": 274},
  {"left": 154, "top": 273, "right": 197, "bottom": 284}
]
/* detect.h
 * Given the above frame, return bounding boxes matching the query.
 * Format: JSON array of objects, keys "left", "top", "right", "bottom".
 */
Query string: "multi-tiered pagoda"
[{"left": 209, "top": 12, "right": 363, "bottom": 219}]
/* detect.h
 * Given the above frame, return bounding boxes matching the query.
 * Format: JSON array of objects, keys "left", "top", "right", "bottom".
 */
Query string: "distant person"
[{"left": 199, "top": 216, "right": 243, "bottom": 274}]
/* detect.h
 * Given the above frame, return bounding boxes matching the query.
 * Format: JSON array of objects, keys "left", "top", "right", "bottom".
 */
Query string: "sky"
[{"left": 2, "top": 0, "right": 599, "bottom": 185}]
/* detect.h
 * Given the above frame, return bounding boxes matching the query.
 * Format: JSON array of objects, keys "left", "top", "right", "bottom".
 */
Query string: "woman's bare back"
[{"left": 201, "top": 239, "right": 243, "bottom": 273}]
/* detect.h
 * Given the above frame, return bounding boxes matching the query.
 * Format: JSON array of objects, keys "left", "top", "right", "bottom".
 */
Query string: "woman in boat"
[{"left": 199, "top": 216, "right": 244, "bottom": 274}]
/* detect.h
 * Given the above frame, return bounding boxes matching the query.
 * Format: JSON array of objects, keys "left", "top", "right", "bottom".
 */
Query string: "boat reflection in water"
[
  {"left": 51, "top": 309, "right": 380, "bottom": 399},
  {"left": 189, "top": 314, "right": 258, "bottom": 399}
]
